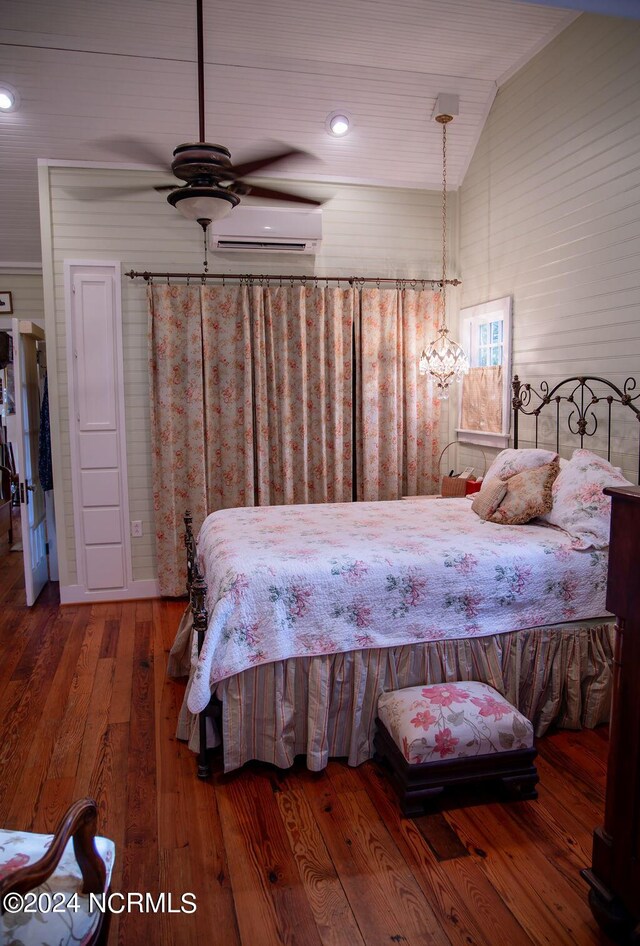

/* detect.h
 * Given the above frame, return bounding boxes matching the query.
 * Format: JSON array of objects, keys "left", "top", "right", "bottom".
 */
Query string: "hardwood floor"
[{"left": 0, "top": 531, "right": 614, "bottom": 945}]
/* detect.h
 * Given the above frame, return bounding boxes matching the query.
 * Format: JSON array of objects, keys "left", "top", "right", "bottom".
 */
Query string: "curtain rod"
[{"left": 124, "top": 269, "right": 461, "bottom": 287}]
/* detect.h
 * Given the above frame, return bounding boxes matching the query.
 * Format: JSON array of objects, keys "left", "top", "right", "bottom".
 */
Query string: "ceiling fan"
[{"left": 83, "top": 0, "right": 321, "bottom": 235}]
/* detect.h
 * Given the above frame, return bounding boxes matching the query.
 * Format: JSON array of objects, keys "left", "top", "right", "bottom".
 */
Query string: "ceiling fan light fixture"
[
  {"left": 87, "top": 2, "right": 320, "bottom": 252},
  {"left": 0, "top": 85, "right": 18, "bottom": 112},
  {"left": 167, "top": 186, "right": 240, "bottom": 222},
  {"left": 326, "top": 112, "right": 350, "bottom": 137}
]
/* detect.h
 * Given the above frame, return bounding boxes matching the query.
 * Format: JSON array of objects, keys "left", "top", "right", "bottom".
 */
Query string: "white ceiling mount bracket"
[{"left": 432, "top": 94, "right": 459, "bottom": 121}]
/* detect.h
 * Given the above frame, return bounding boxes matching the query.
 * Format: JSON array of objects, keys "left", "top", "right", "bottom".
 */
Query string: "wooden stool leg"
[
  {"left": 501, "top": 770, "right": 539, "bottom": 800},
  {"left": 402, "top": 786, "right": 444, "bottom": 817}
]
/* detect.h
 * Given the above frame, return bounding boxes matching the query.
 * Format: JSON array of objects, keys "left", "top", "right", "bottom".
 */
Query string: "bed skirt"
[{"left": 169, "top": 611, "right": 615, "bottom": 772}]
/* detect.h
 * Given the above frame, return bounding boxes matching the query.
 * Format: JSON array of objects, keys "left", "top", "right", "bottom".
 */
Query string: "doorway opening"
[{"left": 0, "top": 321, "right": 58, "bottom": 605}]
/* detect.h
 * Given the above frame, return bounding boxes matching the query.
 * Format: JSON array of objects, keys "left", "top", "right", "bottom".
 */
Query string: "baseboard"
[{"left": 59, "top": 579, "right": 161, "bottom": 604}]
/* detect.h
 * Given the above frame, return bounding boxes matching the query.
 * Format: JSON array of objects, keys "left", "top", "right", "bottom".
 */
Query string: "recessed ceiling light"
[
  {"left": 326, "top": 112, "right": 351, "bottom": 137},
  {"left": 0, "top": 85, "right": 18, "bottom": 111}
]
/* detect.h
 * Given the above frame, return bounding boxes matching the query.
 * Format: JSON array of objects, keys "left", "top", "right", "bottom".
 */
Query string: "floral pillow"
[
  {"left": 471, "top": 479, "right": 507, "bottom": 519},
  {"left": 488, "top": 459, "right": 559, "bottom": 525},
  {"left": 481, "top": 448, "right": 559, "bottom": 492},
  {"left": 540, "top": 449, "right": 632, "bottom": 549}
]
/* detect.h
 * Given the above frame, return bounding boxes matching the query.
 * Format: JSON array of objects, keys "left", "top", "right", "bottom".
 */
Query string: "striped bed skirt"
[{"left": 169, "top": 612, "right": 615, "bottom": 773}]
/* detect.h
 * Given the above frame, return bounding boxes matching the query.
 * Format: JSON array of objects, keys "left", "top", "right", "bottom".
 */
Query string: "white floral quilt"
[{"left": 187, "top": 498, "right": 609, "bottom": 713}]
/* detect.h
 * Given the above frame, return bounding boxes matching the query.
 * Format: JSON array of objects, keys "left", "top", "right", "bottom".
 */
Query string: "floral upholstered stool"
[{"left": 375, "top": 681, "right": 538, "bottom": 816}]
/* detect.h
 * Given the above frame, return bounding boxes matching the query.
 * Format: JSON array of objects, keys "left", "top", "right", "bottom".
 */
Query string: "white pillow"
[
  {"left": 481, "top": 448, "right": 559, "bottom": 491},
  {"left": 540, "top": 448, "right": 632, "bottom": 549}
]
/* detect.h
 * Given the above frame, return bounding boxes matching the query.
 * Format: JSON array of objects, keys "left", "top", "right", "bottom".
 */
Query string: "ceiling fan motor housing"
[{"left": 171, "top": 142, "right": 234, "bottom": 183}]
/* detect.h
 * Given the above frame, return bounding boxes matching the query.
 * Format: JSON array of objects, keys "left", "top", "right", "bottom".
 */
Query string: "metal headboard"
[{"left": 512, "top": 374, "right": 640, "bottom": 484}]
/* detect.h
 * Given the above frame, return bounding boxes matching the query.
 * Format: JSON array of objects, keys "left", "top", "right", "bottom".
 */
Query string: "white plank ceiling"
[{"left": 0, "top": 0, "right": 581, "bottom": 263}]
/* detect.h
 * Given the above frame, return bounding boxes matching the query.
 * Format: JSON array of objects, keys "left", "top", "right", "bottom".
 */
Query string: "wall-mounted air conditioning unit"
[{"left": 209, "top": 206, "right": 322, "bottom": 254}]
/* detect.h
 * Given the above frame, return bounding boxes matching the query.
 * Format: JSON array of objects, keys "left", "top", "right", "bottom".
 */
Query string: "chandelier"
[{"left": 419, "top": 109, "right": 469, "bottom": 399}]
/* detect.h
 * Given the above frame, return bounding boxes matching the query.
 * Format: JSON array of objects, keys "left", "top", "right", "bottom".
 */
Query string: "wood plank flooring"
[{"left": 0, "top": 530, "right": 614, "bottom": 945}]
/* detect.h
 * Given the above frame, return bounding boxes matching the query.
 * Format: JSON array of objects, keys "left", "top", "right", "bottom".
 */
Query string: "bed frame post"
[
  {"left": 191, "top": 569, "right": 211, "bottom": 779},
  {"left": 184, "top": 510, "right": 212, "bottom": 779},
  {"left": 184, "top": 510, "right": 194, "bottom": 594},
  {"left": 512, "top": 375, "right": 520, "bottom": 449}
]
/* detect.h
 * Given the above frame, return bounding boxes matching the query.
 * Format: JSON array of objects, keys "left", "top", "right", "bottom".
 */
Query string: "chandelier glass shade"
[
  {"left": 419, "top": 325, "right": 469, "bottom": 400},
  {"left": 419, "top": 111, "right": 468, "bottom": 399}
]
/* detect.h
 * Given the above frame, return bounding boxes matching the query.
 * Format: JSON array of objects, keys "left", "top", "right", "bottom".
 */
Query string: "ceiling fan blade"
[
  {"left": 228, "top": 147, "right": 311, "bottom": 180},
  {"left": 91, "top": 135, "right": 171, "bottom": 169},
  {"left": 63, "top": 185, "right": 162, "bottom": 201},
  {"left": 236, "top": 183, "right": 323, "bottom": 206},
  {"left": 154, "top": 184, "right": 179, "bottom": 192}
]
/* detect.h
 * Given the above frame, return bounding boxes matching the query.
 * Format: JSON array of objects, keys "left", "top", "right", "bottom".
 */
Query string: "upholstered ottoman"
[{"left": 375, "top": 681, "right": 538, "bottom": 816}]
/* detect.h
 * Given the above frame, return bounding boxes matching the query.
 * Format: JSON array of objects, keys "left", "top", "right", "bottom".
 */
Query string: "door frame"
[{"left": 12, "top": 319, "right": 48, "bottom": 606}]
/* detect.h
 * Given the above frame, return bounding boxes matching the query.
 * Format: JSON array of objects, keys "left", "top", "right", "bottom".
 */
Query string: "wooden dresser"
[{"left": 583, "top": 485, "right": 640, "bottom": 942}]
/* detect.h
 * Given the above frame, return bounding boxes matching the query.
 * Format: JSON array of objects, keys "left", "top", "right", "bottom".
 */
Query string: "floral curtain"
[
  {"left": 148, "top": 285, "right": 208, "bottom": 597},
  {"left": 149, "top": 283, "right": 442, "bottom": 594},
  {"left": 201, "top": 284, "right": 255, "bottom": 509},
  {"left": 252, "top": 285, "right": 355, "bottom": 505},
  {"left": 149, "top": 284, "right": 355, "bottom": 594},
  {"left": 357, "top": 288, "right": 443, "bottom": 500}
]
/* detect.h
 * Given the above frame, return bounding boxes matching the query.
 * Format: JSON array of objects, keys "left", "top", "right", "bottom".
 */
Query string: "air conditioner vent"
[
  {"left": 210, "top": 206, "right": 322, "bottom": 254},
  {"left": 217, "top": 240, "right": 309, "bottom": 252}
]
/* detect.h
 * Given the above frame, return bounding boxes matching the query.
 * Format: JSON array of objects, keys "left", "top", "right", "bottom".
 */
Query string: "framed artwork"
[
  {"left": 457, "top": 296, "right": 513, "bottom": 449},
  {"left": 0, "top": 292, "right": 13, "bottom": 315}
]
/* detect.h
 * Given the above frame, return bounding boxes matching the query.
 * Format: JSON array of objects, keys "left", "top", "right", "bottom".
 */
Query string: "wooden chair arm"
[{"left": 0, "top": 799, "right": 107, "bottom": 908}]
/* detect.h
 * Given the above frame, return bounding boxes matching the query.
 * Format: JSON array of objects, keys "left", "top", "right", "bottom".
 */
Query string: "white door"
[{"left": 12, "top": 319, "right": 48, "bottom": 605}]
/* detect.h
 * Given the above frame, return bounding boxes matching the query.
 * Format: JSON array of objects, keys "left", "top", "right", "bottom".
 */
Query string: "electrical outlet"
[{"left": 131, "top": 520, "right": 143, "bottom": 538}]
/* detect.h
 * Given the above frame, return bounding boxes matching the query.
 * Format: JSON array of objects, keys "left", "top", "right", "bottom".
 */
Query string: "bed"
[{"left": 170, "top": 374, "right": 640, "bottom": 775}]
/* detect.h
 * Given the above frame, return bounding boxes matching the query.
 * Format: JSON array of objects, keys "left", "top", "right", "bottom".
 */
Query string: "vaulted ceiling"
[{"left": 0, "top": 0, "right": 585, "bottom": 264}]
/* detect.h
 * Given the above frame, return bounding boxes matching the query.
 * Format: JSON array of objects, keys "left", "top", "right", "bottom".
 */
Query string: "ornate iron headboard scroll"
[{"left": 512, "top": 375, "right": 640, "bottom": 484}]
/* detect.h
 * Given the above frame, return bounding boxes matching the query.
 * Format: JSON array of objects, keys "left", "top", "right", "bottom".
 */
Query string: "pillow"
[
  {"left": 487, "top": 459, "right": 560, "bottom": 525},
  {"left": 540, "top": 449, "right": 632, "bottom": 549},
  {"left": 471, "top": 479, "right": 507, "bottom": 519},
  {"left": 481, "top": 448, "right": 559, "bottom": 492}
]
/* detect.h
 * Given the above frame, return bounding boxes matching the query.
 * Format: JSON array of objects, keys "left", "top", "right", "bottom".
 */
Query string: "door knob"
[{"left": 20, "top": 482, "right": 35, "bottom": 504}]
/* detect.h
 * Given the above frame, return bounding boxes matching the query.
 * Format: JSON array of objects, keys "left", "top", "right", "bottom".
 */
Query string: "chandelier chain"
[
  {"left": 441, "top": 121, "right": 448, "bottom": 327},
  {"left": 418, "top": 108, "right": 469, "bottom": 398}
]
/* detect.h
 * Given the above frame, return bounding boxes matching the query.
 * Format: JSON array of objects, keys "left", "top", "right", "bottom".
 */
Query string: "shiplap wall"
[
  {"left": 0, "top": 273, "right": 44, "bottom": 332},
  {"left": 43, "top": 166, "right": 456, "bottom": 587},
  {"left": 457, "top": 14, "right": 640, "bottom": 483}
]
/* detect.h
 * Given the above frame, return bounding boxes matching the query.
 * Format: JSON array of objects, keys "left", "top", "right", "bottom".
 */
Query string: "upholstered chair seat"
[{"left": 0, "top": 799, "right": 114, "bottom": 946}]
